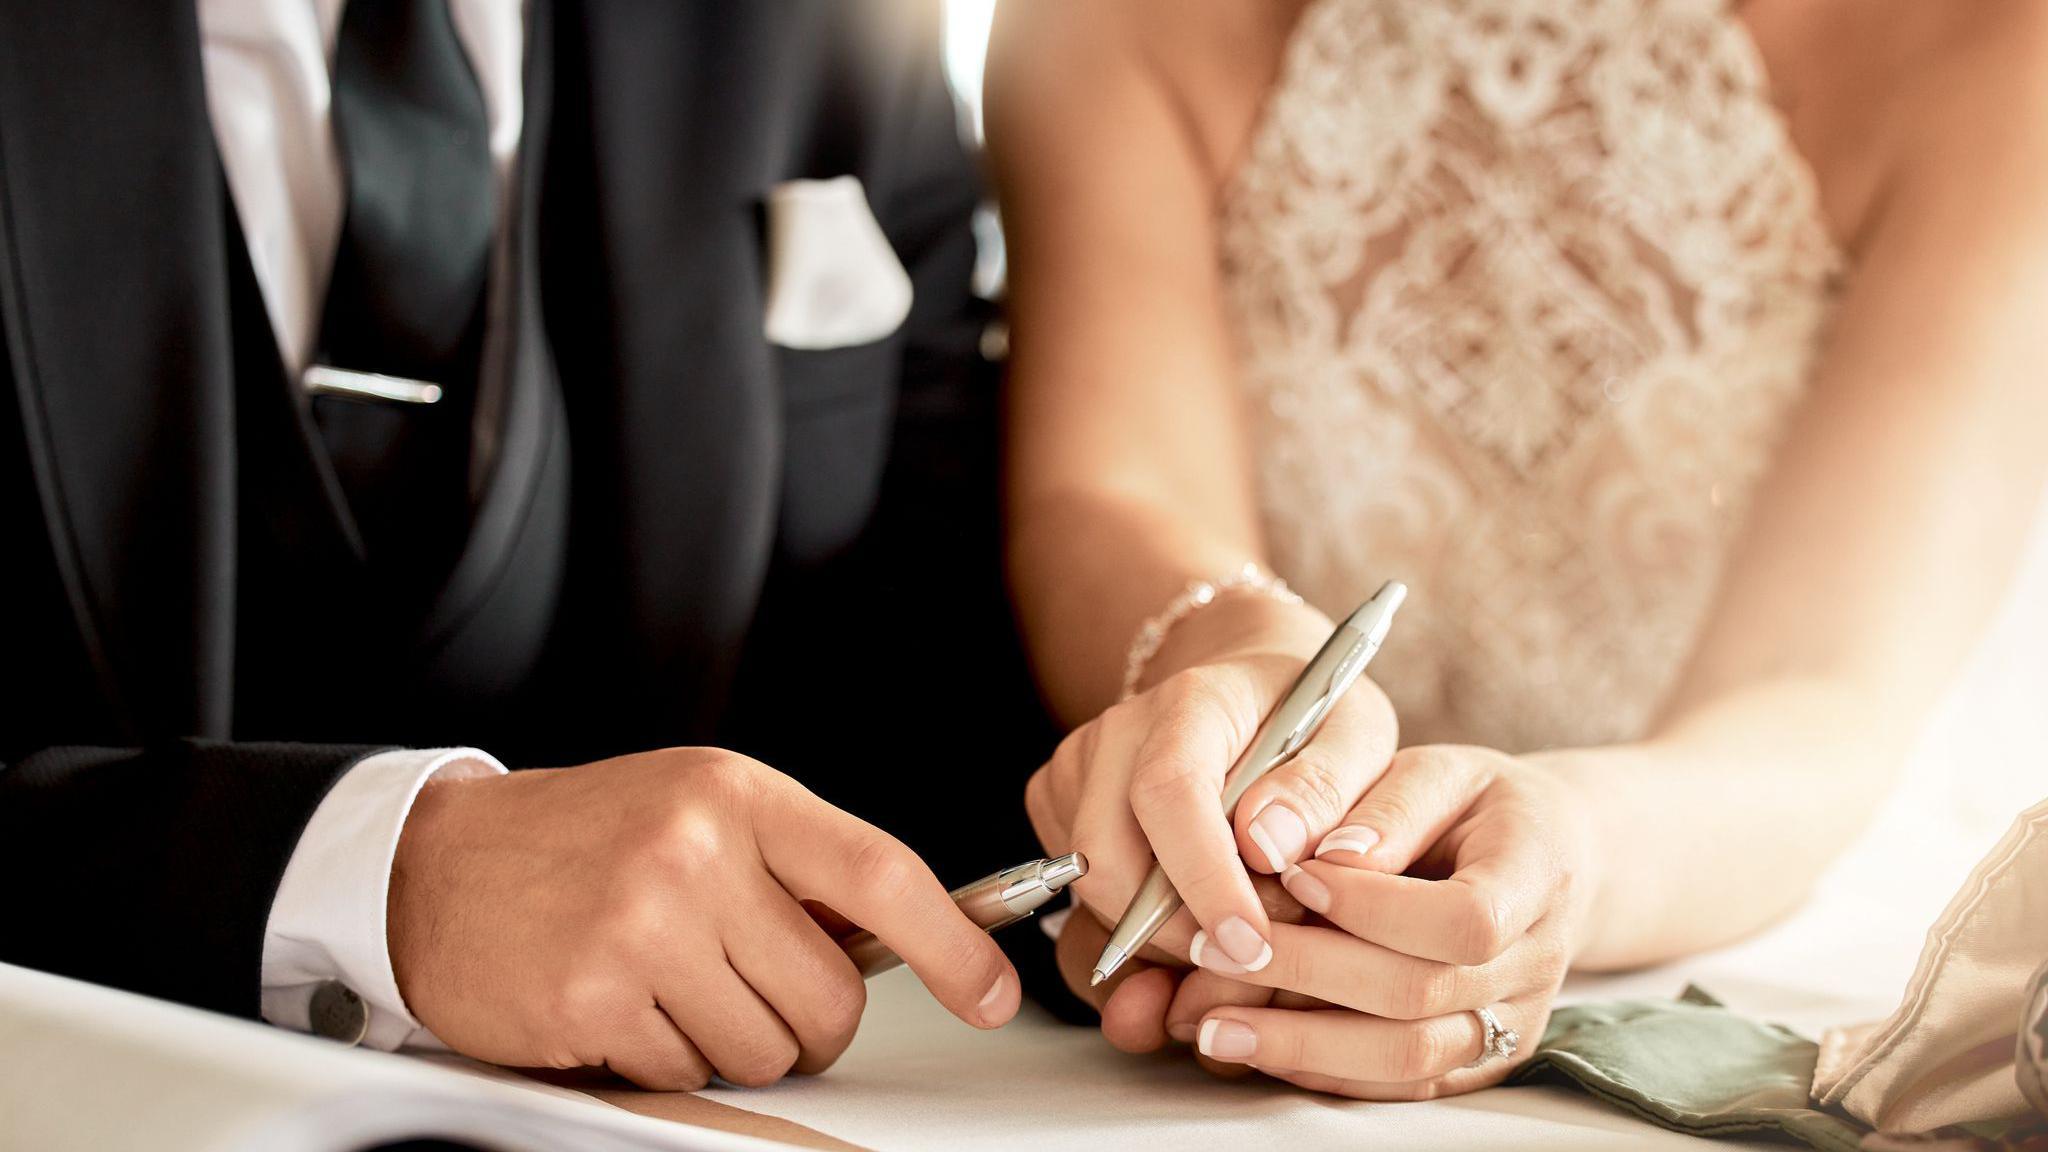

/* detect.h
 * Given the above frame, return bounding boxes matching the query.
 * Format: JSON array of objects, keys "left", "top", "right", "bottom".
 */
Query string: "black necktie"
[{"left": 315, "top": 0, "right": 494, "bottom": 583}]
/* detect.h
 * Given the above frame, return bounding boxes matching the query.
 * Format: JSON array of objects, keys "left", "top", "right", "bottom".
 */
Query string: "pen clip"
[
  {"left": 1275, "top": 632, "right": 1374, "bottom": 760},
  {"left": 1274, "top": 581, "right": 1404, "bottom": 759}
]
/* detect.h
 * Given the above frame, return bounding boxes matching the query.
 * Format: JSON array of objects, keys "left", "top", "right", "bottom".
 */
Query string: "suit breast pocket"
[
  {"left": 773, "top": 335, "right": 902, "bottom": 564},
  {"left": 762, "top": 176, "right": 913, "bottom": 351},
  {"left": 760, "top": 174, "right": 914, "bottom": 562}
]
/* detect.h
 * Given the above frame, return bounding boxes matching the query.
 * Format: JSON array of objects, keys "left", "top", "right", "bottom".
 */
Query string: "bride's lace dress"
[{"left": 1221, "top": 0, "right": 1845, "bottom": 751}]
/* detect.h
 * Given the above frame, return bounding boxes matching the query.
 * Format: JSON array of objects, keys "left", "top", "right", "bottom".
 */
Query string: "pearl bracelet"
[{"left": 1120, "top": 562, "right": 1305, "bottom": 700}]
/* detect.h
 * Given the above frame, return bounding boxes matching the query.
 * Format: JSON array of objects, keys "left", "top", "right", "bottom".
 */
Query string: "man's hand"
[{"left": 386, "top": 748, "right": 1021, "bottom": 1089}]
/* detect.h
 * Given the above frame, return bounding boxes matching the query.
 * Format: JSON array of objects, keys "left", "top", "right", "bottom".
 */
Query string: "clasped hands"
[
  {"left": 378, "top": 598, "right": 1597, "bottom": 1099},
  {"left": 1026, "top": 597, "right": 1604, "bottom": 1100}
]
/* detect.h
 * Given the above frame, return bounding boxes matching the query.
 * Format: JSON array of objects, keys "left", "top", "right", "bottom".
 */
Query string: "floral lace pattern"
[{"left": 1221, "top": 0, "right": 1844, "bottom": 751}]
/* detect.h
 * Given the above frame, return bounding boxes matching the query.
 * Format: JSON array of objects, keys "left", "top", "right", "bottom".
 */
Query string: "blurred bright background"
[{"left": 944, "top": 0, "right": 996, "bottom": 141}]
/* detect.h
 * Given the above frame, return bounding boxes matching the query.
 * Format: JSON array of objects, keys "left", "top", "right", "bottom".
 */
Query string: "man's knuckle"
[
  {"left": 722, "top": 1031, "right": 801, "bottom": 1088},
  {"left": 544, "top": 969, "right": 615, "bottom": 1032},
  {"left": 633, "top": 1055, "right": 705, "bottom": 1092},
  {"left": 813, "top": 974, "right": 868, "bottom": 1045},
  {"left": 942, "top": 933, "right": 1008, "bottom": 995},
  {"left": 667, "top": 1060, "right": 712, "bottom": 1092},
  {"left": 652, "top": 808, "right": 727, "bottom": 875},
  {"left": 607, "top": 886, "right": 672, "bottom": 942},
  {"left": 685, "top": 751, "right": 756, "bottom": 795},
  {"left": 845, "top": 833, "right": 920, "bottom": 901}
]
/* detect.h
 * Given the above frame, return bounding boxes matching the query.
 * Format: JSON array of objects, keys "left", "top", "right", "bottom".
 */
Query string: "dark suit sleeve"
[
  {"left": 0, "top": 741, "right": 384, "bottom": 1018},
  {"left": 0, "top": 308, "right": 391, "bottom": 1018}
]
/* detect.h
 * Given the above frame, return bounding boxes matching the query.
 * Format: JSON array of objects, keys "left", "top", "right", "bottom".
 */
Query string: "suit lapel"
[{"left": 0, "top": 0, "right": 237, "bottom": 739}]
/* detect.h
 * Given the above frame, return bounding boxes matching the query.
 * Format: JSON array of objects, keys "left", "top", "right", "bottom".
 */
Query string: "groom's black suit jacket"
[{"left": 0, "top": 0, "right": 1053, "bottom": 1021}]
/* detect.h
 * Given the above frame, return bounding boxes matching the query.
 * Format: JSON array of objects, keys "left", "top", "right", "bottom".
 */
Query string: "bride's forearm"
[
  {"left": 1007, "top": 483, "right": 1336, "bottom": 727},
  {"left": 1528, "top": 676, "right": 1911, "bottom": 971},
  {"left": 989, "top": 0, "right": 1285, "bottom": 728},
  {"left": 1007, "top": 487, "right": 1254, "bottom": 724}
]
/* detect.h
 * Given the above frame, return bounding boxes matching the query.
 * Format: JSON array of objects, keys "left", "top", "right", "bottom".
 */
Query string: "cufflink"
[{"left": 309, "top": 980, "right": 370, "bottom": 1046}]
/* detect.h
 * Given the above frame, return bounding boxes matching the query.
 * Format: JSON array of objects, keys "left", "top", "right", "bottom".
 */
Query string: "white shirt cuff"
[{"left": 260, "top": 747, "right": 506, "bottom": 1050}]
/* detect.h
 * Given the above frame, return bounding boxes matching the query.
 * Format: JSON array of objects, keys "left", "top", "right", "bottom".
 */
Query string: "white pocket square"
[{"left": 763, "top": 176, "right": 914, "bottom": 350}]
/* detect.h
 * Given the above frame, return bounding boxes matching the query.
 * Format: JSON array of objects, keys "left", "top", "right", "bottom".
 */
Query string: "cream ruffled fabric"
[{"left": 1812, "top": 796, "right": 2048, "bottom": 1132}]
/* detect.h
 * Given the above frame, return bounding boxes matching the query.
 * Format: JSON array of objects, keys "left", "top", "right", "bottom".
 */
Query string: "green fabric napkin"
[{"left": 1509, "top": 987, "right": 1869, "bottom": 1151}]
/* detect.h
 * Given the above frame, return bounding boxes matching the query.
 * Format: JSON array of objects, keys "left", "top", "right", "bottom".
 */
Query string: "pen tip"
[{"left": 1090, "top": 970, "right": 1107, "bottom": 987}]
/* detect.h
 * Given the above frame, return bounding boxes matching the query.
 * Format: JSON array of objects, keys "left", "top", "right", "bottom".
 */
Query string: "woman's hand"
[
  {"left": 1157, "top": 745, "right": 1605, "bottom": 1098},
  {"left": 1024, "top": 594, "right": 1400, "bottom": 988}
]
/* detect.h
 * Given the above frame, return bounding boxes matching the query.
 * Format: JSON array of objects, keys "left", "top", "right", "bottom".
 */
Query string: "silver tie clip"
[{"left": 303, "top": 365, "right": 443, "bottom": 405}]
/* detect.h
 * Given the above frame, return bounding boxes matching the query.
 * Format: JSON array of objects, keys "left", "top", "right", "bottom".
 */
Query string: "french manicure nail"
[
  {"left": 977, "top": 971, "right": 1013, "bottom": 1025},
  {"left": 1247, "top": 804, "right": 1309, "bottom": 872},
  {"left": 1281, "top": 865, "right": 1330, "bottom": 914},
  {"left": 1212, "top": 916, "right": 1273, "bottom": 971},
  {"left": 1189, "top": 929, "right": 1250, "bottom": 974},
  {"left": 1197, "top": 1018, "right": 1259, "bottom": 1061},
  {"left": 1315, "top": 824, "right": 1380, "bottom": 860}
]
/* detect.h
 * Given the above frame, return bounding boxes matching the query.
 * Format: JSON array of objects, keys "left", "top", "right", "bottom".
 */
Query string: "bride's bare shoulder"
[
  {"left": 989, "top": 0, "right": 1305, "bottom": 190},
  {"left": 1757, "top": 0, "right": 2048, "bottom": 253}
]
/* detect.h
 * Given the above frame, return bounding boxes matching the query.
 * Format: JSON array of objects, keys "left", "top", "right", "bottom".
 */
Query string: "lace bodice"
[{"left": 1221, "top": 0, "right": 1844, "bottom": 751}]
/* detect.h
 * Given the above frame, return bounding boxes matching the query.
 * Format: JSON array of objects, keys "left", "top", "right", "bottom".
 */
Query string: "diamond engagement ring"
[{"left": 1468, "top": 1005, "right": 1520, "bottom": 1068}]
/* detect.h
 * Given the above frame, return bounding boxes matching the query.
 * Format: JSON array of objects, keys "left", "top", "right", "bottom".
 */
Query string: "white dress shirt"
[
  {"left": 199, "top": 0, "right": 524, "bottom": 375},
  {"left": 197, "top": 0, "right": 525, "bottom": 1049}
]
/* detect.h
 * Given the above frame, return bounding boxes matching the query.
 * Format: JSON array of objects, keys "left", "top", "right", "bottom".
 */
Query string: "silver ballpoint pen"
[
  {"left": 1092, "top": 580, "right": 1407, "bottom": 986},
  {"left": 841, "top": 852, "right": 1089, "bottom": 977}
]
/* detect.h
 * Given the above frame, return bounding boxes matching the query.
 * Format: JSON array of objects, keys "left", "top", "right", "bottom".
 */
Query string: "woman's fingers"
[
  {"left": 1055, "top": 899, "right": 1189, "bottom": 1051},
  {"left": 1193, "top": 998, "right": 1542, "bottom": 1084},
  {"left": 1183, "top": 919, "right": 1536, "bottom": 1019},
  {"left": 1255, "top": 1055, "right": 1523, "bottom": 1101},
  {"left": 1163, "top": 968, "right": 1278, "bottom": 1079},
  {"left": 1288, "top": 807, "right": 1559, "bottom": 966},
  {"left": 1273, "top": 747, "right": 1556, "bottom": 967},
  {"left": 1306, "top": 744, "right": 1501, "bottom": 875},
  {"left": 1125, "top": 665, "right": 1277, "bottom": 965},
  {"left": 1099, "top": 966, "right": 1183, "bottom": 1052},
  {"left": 1231, "top": 682, "right": 1398, "bottom": 874}
]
